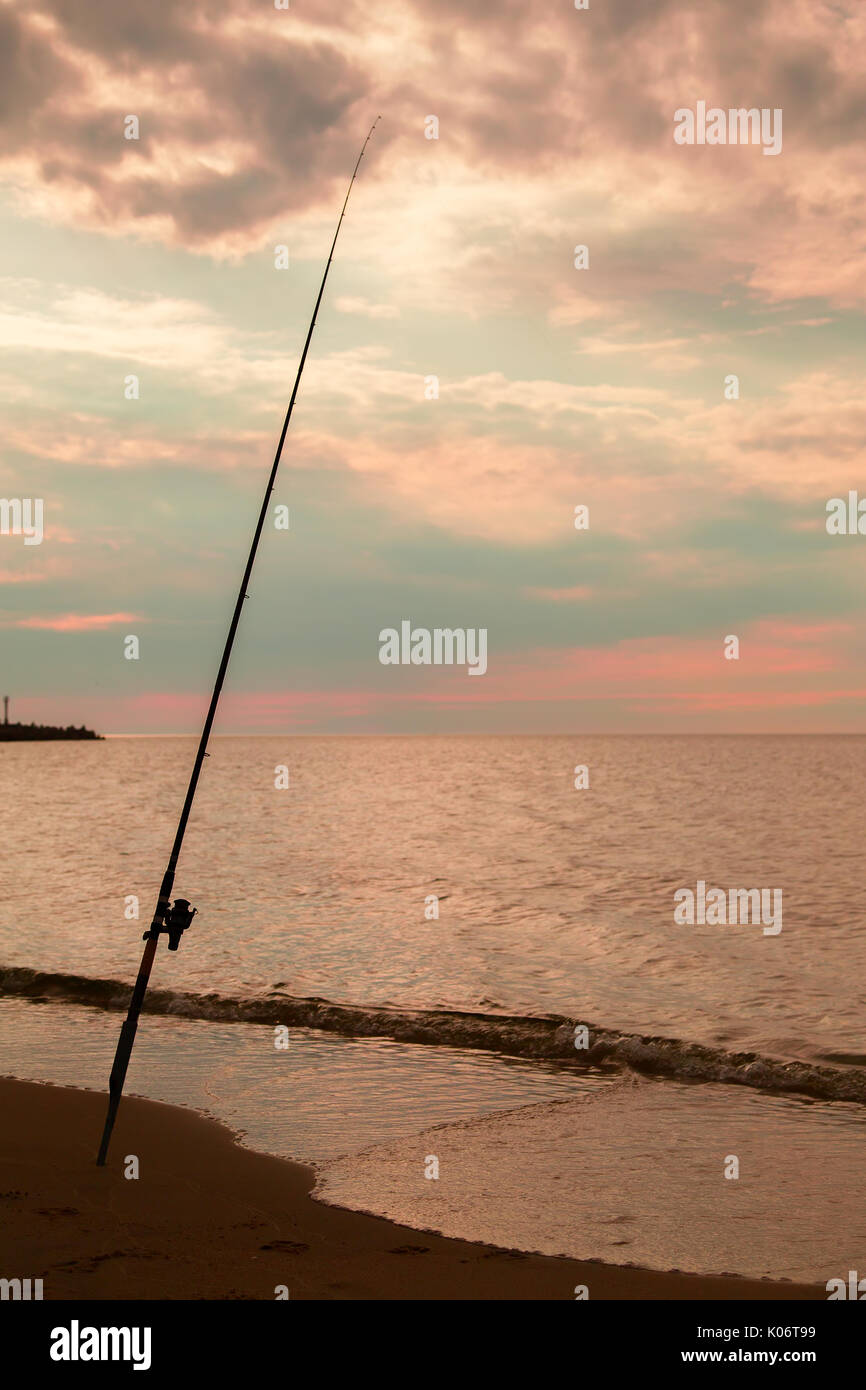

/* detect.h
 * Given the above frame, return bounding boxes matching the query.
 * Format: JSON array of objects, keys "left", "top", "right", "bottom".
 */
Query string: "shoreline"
[{"left": 0, "top": 1077, "right": 826, "bottom": 1300}]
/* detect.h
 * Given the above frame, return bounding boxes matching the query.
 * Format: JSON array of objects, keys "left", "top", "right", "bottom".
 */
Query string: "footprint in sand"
[{"left": 53, "top": 1250, "right": 159, "bottom": 1273}]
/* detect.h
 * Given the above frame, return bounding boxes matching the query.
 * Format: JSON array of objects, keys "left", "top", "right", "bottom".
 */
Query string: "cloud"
[
  {"left": 6, "top": 610, "right": 141, "bottom": 630},
  {"left": 3, "top": 265, "right": 862, "bottom": 548},
  {"left": 1, "top": 0, "right": 865, "bottom": 735},
  {"left": 2, "top": 0, "right": 376, "bottom": 250},
  {"left": 0, "top": 569, "right": 46, "bottom": 584},
  {"left": 334, "top": 296, "right": 399, "bottom": 319},
  {"left": 523, "top": 586, "right": 593, "bottom": 602},
  {"left": 0, "top": 0, "right": 859, "bottom": 319}
]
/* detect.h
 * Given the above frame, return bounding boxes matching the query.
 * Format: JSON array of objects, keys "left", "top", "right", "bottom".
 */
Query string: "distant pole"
[
  {"left": 3, "top": 696, "right": 7, "bottom": 725},
  {"left": 95, "top": 118, "right": 381, "bottom": 1167}
]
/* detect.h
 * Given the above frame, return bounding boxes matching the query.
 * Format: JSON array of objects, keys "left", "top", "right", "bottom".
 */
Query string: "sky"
[{"left": 1, "top": 0, "right": 865, "bottom": 735}]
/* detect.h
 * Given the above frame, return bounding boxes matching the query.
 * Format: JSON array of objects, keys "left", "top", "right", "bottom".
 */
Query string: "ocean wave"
[{"left": 2, "top": 963, "right": 865, "bottom": 1105}]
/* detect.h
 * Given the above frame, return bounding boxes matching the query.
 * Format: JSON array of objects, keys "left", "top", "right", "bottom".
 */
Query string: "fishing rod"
[{"left": 96, "top": 117, "right": 381, "bottom": 1166}]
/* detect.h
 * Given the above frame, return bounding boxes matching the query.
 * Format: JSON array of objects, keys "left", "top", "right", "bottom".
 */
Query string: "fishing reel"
[{"left": 143, "top": 898, "right": 197, "bottom": 952}]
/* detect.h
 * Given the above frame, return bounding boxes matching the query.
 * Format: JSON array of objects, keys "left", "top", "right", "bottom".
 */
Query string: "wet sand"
[{"left": 0, "top": 1078, "right": 825, "bottom": 1300}]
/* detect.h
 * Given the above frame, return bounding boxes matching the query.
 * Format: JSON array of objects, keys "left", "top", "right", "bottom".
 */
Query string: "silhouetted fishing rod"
[{"left": 96, "top": 118, "right": 381, "bottom": 1166}]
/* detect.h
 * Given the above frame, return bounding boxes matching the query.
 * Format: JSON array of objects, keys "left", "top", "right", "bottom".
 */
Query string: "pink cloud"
[
  {"left": 0, "top": 570, "right": 46, "bottom": 584},
  {"left": 103, "top": 619, "right": 862, "bottom": 724},
  {"left": 9, "top": 611, "right": 140, "bottom": 631},
  {"left": 524, "top": 585, "right": 593, "bottom": 602}
]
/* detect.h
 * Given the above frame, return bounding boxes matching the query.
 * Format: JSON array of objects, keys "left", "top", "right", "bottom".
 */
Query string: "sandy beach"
[{"left": 0, "top": 1078, "right": 825, "bottom": 1301}]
